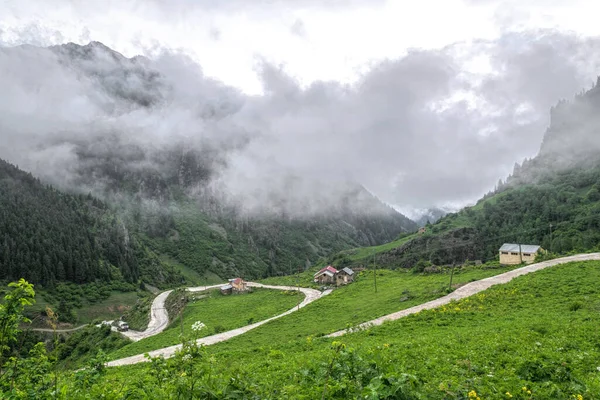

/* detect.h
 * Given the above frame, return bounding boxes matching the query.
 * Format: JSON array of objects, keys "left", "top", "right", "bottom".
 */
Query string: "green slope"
[{"left": 46, "top": 260, "right": 600, "bottom": 399}]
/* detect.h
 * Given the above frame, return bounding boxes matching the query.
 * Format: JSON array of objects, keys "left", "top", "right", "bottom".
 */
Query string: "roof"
[
  {"left": 314, "top": 266, "right": 338, "bottom": 277},
  {"left": 221, "top": 284, "right": 233, "bottom": 290},
  {"left": 229, "top": 278, "right": 244, "bottom": 285},
  {"left": 341, "top": 267, "right": 354, "bottom": 275},
  {"left": 499, "top": 243, "right": 541, "bottom": 253}
]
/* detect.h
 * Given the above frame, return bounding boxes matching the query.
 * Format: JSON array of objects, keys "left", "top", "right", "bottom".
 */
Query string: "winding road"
[
  {"left": 106, "top": 282, "right": 324, "bottom": 367},
  {"left": 104, "top": 253, "right": 600, "bottom": 367}
]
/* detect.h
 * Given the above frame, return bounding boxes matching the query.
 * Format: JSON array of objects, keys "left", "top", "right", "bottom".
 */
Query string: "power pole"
[
  {"left": 519, "top": 243, "right": 523, "bottom": 264},
  {"left": 449, "top": 262, "right": 455, "bottom": 292},
  {"left": 549, "top": 223, "right": 553, "bottom": 253},
  {"left": 372, "top": 253, "right": 378, "bottom": 294},
  {"left": 296, "top": 266, "right": 301, "bottom": 312}
]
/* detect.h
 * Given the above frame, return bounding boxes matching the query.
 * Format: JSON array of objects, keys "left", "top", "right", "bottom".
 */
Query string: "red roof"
[{"left": 314, "top": 266, "right": 338, "bottom": 276}]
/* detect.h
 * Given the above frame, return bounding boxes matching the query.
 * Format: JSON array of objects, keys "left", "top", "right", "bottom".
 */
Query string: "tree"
[{"left": 0, "top": 279, "right": 35, "bottom": 371}]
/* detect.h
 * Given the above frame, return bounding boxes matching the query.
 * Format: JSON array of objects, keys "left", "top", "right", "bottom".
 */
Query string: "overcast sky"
[{"left": 2, "top": 0, "right": 600, "bottom": 216}]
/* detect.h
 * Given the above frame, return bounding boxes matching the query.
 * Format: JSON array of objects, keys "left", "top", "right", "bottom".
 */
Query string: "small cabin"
[
  {"left": 229, "top": 278, "right": 248, "bottom": 292},
  {"left": 313, "top": 266, "right": 338, "bottom": 284},
  {"left": 220, "top": 284, "right": 233, "bottom": 295},
  {"left": 499, "top": 243, "right": 542, "bottom": 265},
  {"left": 336, "top": 267, "right": 355, "bottom": 286}
]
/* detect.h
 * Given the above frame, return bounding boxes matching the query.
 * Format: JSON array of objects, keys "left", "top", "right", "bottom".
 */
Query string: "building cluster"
[
  {"left": 220, "top": 277, "right": 248, "bottom": 295},
  {"left": 313, "top": 266, "right": 355, "bottom": 286}
]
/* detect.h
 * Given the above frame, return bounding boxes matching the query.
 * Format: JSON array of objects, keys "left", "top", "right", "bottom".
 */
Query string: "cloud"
[{"left": 0, "top": 29, "right": 599, "bottom": 215}]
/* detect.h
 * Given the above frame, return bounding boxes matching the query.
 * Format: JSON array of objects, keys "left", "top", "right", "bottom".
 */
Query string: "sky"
[{"left": 2, "top": 0, "right": 600, "bottom": 217}]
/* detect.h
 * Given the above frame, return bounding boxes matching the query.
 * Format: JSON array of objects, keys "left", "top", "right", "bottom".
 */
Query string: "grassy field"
[
  {"left": 159, "top": 255, "right": 223, "bottom": 286},
  {"left": 209, "top": 264, "right": 521, "bottom": 353},
  {"left": 88, "top": 261, "right": 600, "bottom": 399},
  {"left": 27, "top": 291, "right": 142, "bottom": 327},
  {"left": 109, "top": 288, "right": 303, "bottom": 359}
]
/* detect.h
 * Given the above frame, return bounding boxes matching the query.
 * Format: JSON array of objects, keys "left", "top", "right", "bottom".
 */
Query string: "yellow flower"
[
  {"left": 527, "top": 390, "right": 532, "bottom": 395},
  {"left": 506, "top": 392, "right": 512, "bottom": 398},
  {"left": 383, "top": 343, "right": 390, "bottom": 348},
  {"left": 573, "top": 395, "right": 583, "bottom": 400},
  {"left": 468, "top": 390, "right": 478, "bottom": 398},
  {"left": 522, "top": 387, "right": 528, "bottom": 391}
]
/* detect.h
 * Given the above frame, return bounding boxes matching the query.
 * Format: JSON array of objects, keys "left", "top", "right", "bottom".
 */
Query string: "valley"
[{"left": 2, "top": 21, "right": 600, "bottom": 398}]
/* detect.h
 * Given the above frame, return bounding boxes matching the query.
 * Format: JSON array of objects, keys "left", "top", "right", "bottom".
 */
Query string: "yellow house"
[{"left": 499, "top": 243, "right": 542, "bottom": 265}]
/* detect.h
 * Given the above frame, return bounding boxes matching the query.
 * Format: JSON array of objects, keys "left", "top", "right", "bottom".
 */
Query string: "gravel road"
[
  {"left": 327, "top": 253, "right": 600, "bottom": 337},
  {"left": 106, "top": 283, "right": 322, "bottom": 367}
]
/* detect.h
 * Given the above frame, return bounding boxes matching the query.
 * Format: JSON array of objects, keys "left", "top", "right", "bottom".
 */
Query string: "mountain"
[
  {"left": 0, "top": 158, "right": 182, "bottom": 288},
  {"left": 327, "top": 80, "right": 600, "bottom": 269},
  {"left": 414, "top": 208, "right": 448, "bottom": 227},
  {"left": 0, "top": 41, "right": 417, "bottom": 283}
]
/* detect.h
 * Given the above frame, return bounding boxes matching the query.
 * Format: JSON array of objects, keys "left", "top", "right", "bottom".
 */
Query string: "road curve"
[
  {"left": 106, "top": 283, "right": 323, "bottom": 367},
  {"left": 327, "top": 253, "right": 600, "bottom": 337},
  {"left": 120, "top": 284, "right": 224, "bottom": 341}
]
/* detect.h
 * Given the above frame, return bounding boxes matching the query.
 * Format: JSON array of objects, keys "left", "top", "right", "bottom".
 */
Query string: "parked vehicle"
[{"left": 117, "top": 321, "right": 129, "bottom": 332}]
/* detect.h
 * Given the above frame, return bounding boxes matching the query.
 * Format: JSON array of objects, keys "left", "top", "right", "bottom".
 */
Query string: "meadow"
[
  {"left": 109, "top": 287, "right": 302, "bottom": 359},
  {"left": 93, "top": 260, "right": 600, "bottom": 399}
]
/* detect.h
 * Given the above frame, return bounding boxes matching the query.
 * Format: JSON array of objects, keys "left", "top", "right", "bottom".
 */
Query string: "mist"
[{"left": 1, "top": 30, "right": 600, "bottom": 216}]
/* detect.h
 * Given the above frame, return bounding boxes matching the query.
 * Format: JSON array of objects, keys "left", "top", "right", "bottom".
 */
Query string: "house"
[
  {"left": 313, "top": 266, "right": 338, "bottom": 284},
  {"left": 335, "top": 267, "right": 355, "bottom": 286},
  {"left": 418, "top": 227, "right": 427, "bottom": 234},
  {"left": 229, "top": 278, "right": 248, "bottom": 292},
  {"left": 220, "top": 284, "right": 233, "bottom": 295},
  {"left": 499, "top": 243, "right": 542, "bottom": 265}
]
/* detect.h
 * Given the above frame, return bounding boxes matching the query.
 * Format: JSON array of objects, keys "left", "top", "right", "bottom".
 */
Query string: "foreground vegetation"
[
  {"left": 4, "top": 260, "right": 596, "bottom": 398},
  {"left": 109, "top": 288, "right": 302, "bottom": 360}
]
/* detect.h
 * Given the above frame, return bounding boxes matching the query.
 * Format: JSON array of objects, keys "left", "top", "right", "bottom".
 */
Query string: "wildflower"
[
  {"left": 522, "top": 387, "right": 528, "bottom": 391},
  {"left": 383, "top": 343, "right": 390, "bottom": 348},
  {"left": 191, "top": 321, "right": 206, "bottom": 332},
  {"left": 468, "top": 390, "right": 478, "bottom": 399},
  {"left": 572, "top": 395, "right": 583, "bottom": 400},
  {"left": 182, "top": 354, "right": 192, "bottom": 361},
  {"left": 597, "top": 366, "right": 600, "bottom": 371},
  {"left": 506, "top": 392, "right": 512, "bottom": 398}
]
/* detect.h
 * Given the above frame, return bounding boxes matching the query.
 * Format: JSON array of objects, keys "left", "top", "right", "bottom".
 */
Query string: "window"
[
  {"left": 511, "top": 252, "right": 519, "bottom": 256},
  {"left": 523, "top": 253, "right": 531, "bottom": 257},
  {"left": 501, "top": 251, "right": 509, "bottom": 255}
]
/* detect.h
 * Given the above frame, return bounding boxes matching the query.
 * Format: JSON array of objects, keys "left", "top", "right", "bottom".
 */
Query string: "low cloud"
[{"left": 0, "top": 29, "right": 599, "bottom": 215}]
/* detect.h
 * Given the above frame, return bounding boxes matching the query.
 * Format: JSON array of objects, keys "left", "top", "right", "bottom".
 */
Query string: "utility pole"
[
  {"left": 519, "top": 243, "right": 523, "bottom": 264},
  {"left": 180, "top": 292, "right": 185, "bottom": 338},
  {"left": 372, "top": 253, "right": 378, "bottom": 294},
  {"left": 296, "top": 266, "right": 301, "bottom": 312},
  {"left": 449, "top": 262, "right": 455, "bottom": 292},
  {"left": 549, "top": 223, "right": 553, "bottom": 253}
]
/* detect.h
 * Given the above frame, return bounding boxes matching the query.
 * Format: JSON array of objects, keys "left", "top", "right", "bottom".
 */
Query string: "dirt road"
[
  {"left": 121, "top": 284, "right": 224, "bottom": 341},
  {"left": 327, "top": 253, "right": 600, "bottom": 337},
  {"left": 106, "top": 284, "right": 322, "bottom": 367}
]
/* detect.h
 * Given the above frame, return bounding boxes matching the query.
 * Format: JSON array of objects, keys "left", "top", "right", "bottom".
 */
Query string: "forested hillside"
[{"left": 0, "top": 158, "right": 181, "bottom": 288}]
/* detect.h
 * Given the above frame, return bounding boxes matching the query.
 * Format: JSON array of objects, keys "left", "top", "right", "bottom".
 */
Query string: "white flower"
[
  {"left": 191, "top": 321, "right": 206, "bottom": 332},
  {"left": 597, "top": 366, "right": 600, "bottom": 372},
  {"left": 182, "top": 354, "right": 192, "bottom": 361}
]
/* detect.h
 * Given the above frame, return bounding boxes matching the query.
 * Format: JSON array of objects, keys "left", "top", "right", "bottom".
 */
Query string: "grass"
[
  {"left": 27, "top": 291, "right": 142, "bottom": 327},
  {"left": 108, "top": 288, "right": 303, "bottom": 360},
  {"left": 159, "top": 255, "right": 223, "bottom": 286},
  {"left": 94, "top": 261, "right": 600, "bottom": 399},
  {"left": 207, "top": 264, "right": 521, "bottom": 353},
  {"left": 74, "top": 292, "right": 141, "bottom": 324}
]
